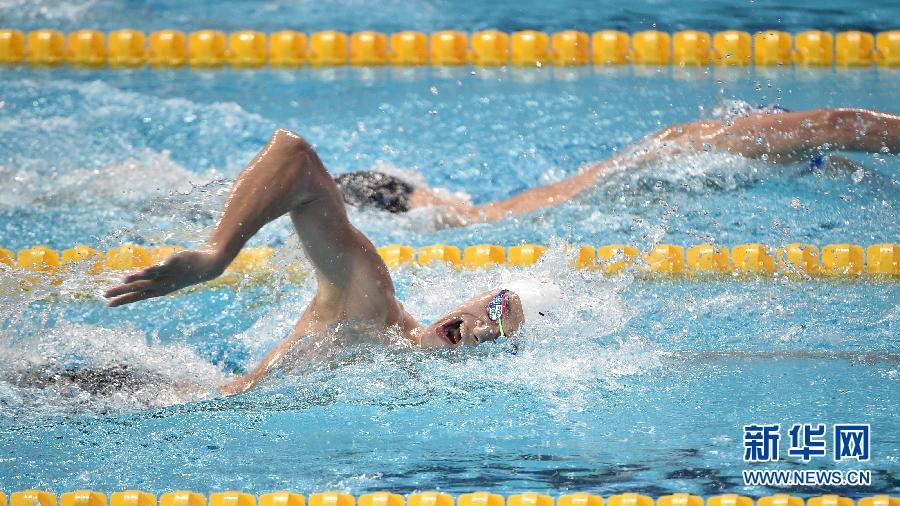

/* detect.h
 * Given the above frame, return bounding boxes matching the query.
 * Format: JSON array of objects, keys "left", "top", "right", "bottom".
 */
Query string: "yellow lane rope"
[
  {"left": 1, "top": 242, "right": 896, "bottom": 280},
  {"left": 1, "top": 29, "right": 897, "bottom": 68},
  {"left": 2, "top": 489, "right": 896, "bottom": 506}
]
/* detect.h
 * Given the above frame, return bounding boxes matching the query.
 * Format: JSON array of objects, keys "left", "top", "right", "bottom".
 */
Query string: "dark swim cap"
[{"left": 333, "top": 171, "right": 414, "bottom": 213}]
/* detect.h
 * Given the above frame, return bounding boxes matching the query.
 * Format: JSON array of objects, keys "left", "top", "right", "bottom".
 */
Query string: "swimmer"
[
  {"left": 334, "top": 107, "right": 900, "bottom": 226},
  {"left": 104, "top": 107, "right": 899, "bottom": 395}
]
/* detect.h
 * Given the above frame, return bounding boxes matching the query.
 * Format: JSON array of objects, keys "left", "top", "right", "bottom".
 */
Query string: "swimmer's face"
[{"left": 418, "top": 289, "right": 525, "bottom": 348}]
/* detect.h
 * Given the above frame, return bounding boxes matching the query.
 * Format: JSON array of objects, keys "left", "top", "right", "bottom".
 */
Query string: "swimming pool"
[{"left": 1, "top": 0, "right": 899, "bottom": 500}]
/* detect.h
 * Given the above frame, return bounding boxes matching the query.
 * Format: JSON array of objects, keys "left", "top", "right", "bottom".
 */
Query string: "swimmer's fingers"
[
  {"left": 106, "top": 289, "right": 166, "bottom": 308},
  {"left": 123, "top": 263, "right": 167, "bottom": 283},
  {"left": 104, "top": 279, "right": 157, "bottom": 299},
  {"left": 104, "top": 278, "right": 177, "bottom": 306}
]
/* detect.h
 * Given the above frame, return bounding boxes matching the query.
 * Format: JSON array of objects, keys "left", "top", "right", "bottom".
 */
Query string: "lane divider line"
[
  {"left": 1, "top": 29, "right": 897, "bottom": 67},
  {"left": 1, "top": 243, "right": 896, "bottom": 281}
]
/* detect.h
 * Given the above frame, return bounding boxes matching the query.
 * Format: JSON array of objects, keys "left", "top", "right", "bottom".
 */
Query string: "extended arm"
[
  {"left": 471, "top": 163, "right": 609, "bottom": 221},
  {"left": 468, "top": 148, "right": 659, "bottom": 222},
  {"left": 462, "top": 108, "right": 899, "bottom": 223}
]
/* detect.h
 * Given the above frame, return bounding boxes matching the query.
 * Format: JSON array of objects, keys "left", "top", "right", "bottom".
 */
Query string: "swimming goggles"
[{"left": 486, "top": 289, "right": 509, "bottom": 339}]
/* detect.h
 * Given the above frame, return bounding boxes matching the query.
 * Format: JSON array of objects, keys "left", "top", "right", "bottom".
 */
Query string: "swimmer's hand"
[
  {"left": 218, "top": 375, "right": 256, "bottom": 396},
  {"left": 104, "top": 248, "right": 227, "bottom": 307}
]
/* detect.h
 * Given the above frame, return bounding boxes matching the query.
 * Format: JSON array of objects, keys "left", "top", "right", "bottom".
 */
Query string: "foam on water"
[
  {"left": 228, "top": 248, "right": 667, "bottom": 429},
  {"left": 0, "top": 78, "right": 273, "bottom": 174},
  {"left": 0, "top": 239, "right": 663, "bottom": 417},
  {"left": 0, "top": 321, "right": 223, "bottom": 415},
  {"left": 0, "top": 150, "right": 221, "bottom": 208}
]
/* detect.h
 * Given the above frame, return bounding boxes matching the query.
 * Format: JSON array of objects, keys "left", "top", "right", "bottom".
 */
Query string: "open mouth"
[{"left": 438, "top": 318, "right": 464, "bottom": 345}]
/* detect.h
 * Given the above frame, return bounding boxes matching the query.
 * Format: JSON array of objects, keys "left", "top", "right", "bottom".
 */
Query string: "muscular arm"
[
  {"left": 105, "top": 129, "right": 357, "bottom": 305},
  {"left": 106, "top": 129, "right": 403, "bottom": 394}
]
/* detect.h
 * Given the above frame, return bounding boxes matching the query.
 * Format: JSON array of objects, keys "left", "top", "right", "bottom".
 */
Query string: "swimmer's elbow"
[
  {"left": 271, "top": 128, "right": 314, "bottom": 155},
  {"left": 267, "top": 128, "right": 333, "bottom": 206},
  {"left": 271, "top": 127, "right": 299, "bottom": 142}
]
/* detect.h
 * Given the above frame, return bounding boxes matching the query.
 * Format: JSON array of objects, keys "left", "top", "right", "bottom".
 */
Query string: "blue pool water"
[{"left": 1, "top": 0, "right": 899, "bottom": 499}]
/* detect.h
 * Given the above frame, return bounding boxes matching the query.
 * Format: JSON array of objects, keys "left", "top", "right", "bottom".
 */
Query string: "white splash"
[
  {"left": 0, "top": 322, "right": 223, "bottom": 414},
  {"left": 0, "top": 150, "right": 222, "bottom": 208}
]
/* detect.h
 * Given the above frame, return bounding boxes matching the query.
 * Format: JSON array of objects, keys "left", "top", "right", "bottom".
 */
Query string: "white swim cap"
[{"left": 502, "top": 277, "right": 563, "bottom": 323}]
